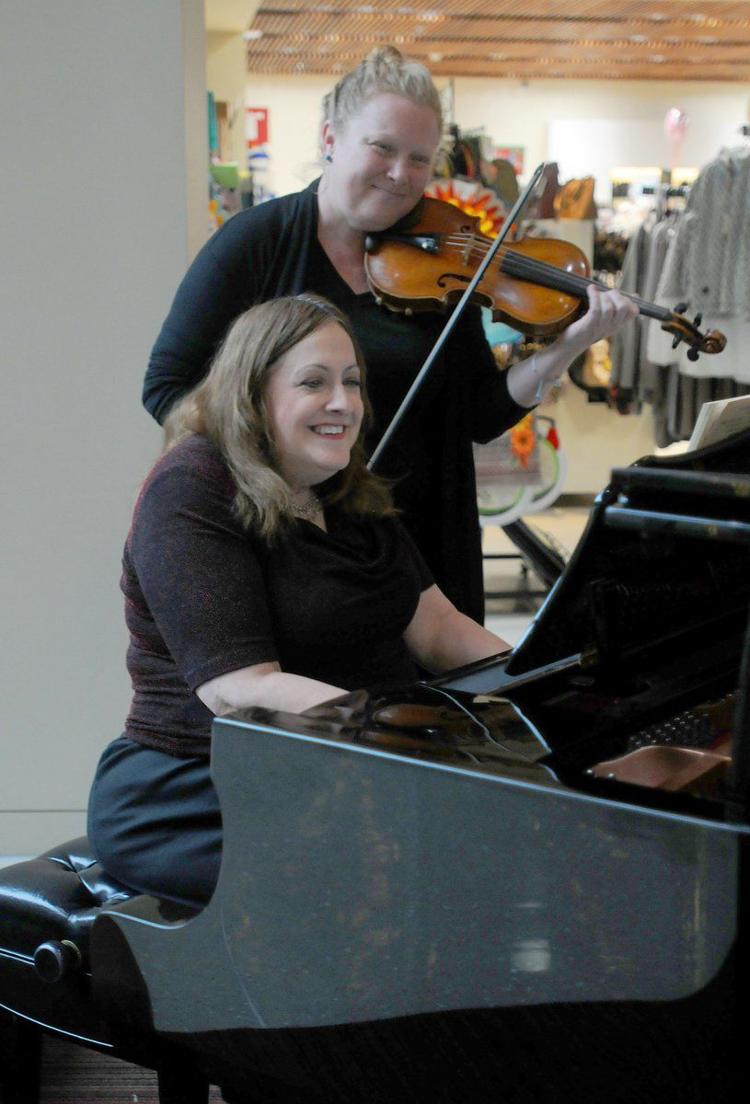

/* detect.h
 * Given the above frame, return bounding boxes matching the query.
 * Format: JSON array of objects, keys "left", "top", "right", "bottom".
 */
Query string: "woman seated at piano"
[{"left": 88, "top": 294, "right": 516, "bottom": 908}]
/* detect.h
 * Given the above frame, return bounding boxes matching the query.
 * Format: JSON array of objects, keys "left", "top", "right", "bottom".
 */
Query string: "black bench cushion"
[{"left": 0, "top": 836, "right": 134, "bottom": 964}]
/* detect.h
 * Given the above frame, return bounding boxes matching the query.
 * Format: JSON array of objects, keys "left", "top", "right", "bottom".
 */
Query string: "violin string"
[
  {"left": 439, "top": 236, "right": 598, "bottom": 299},
  {"left": 441, "top": 235, "right": 597, "bottom": 294},
  {"left": 435, "top": 234, "right": 674, "bottom": 323}
]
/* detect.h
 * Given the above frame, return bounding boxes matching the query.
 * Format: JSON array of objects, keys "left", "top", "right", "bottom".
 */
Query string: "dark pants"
[{"left": 87, "top": 735, "right": 222, "bottom": 908}]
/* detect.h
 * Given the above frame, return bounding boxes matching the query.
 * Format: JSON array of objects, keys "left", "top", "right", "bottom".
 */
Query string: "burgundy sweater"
[{"left": 121, "top": 435, "right": 432, "bottom": 757}]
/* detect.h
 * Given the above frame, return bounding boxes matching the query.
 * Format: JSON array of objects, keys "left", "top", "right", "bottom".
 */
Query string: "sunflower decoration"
[
  {"left": 510, "top": 414, "right": 536, "bottom": 470},
  {"left": 425, "top": 179, "right": 506, "bottom": 238}
]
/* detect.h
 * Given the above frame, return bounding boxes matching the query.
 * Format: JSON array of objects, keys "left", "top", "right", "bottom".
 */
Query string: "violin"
[{"left": 364, "top": 197, "right": 726, "bottom": 362}]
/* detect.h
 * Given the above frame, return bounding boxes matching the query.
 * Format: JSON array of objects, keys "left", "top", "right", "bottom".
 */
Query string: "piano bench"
[{"left": 0, "top": 836, "right": 208, "bottom": 1104}]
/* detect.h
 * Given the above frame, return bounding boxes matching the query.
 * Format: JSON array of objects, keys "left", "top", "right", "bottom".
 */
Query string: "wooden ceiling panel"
[{"left": 245, "top": 0, "right": 750, "bottom": 79}]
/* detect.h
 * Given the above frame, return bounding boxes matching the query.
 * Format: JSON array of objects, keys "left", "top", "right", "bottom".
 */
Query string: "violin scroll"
[{"left": 661, "top": 305, "right": 727, "bottom": 362}]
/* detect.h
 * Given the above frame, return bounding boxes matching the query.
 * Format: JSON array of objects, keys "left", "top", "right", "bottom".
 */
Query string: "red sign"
[{"left": 246, "top": 107, "right": 269, "bottom": 148}]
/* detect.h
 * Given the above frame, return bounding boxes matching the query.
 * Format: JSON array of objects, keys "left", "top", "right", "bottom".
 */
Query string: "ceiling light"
[
  {"left": 242, "top": 29, "right": 263, "bottom": 41},
  {"left": 428, "top": 51, "right": 443, "bottom": 62}
]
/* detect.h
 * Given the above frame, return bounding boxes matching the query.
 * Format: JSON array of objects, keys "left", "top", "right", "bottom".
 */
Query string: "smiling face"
[
  {"left": 320, "top": 92, "right": 441, "bottom": 232},
  {"left": 264, "top": 321, "right": 365, "bottom": 489}
]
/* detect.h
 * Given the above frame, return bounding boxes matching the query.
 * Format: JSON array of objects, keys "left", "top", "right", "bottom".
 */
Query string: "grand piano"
[{"left": 90, "top": 429, "right": 750, "bottom": 1103}]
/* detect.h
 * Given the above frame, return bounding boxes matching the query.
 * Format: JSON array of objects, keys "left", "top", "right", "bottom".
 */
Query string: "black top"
[
  {"left": 143, "top": 183, "right": 526, "bottom": 621},
  {"left": 122, "top": 435, "right": 433, "bottom": 758}
]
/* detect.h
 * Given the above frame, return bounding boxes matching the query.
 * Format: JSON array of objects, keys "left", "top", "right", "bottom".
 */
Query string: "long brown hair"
[{"left": 163, "top": 294, "right": 394, "bottom": 540}]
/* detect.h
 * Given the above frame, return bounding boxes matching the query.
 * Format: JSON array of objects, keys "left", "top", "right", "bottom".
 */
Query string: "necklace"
[{"left": 291, "top": 490, "right": 321, "bottom": 520}]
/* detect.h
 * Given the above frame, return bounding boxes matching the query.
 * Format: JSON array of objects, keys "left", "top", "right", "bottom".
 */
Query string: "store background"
[{"left": 2, "top": 0, "right": 748, "bottom": 860}]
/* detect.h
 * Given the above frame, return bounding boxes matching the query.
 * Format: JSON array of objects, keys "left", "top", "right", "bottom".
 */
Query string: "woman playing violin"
[{"left": 144, "top": 46, "right": 637, "bottom": 622}]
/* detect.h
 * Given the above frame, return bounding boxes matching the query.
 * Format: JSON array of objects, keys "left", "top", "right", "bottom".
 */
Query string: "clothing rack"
[{"left": 655, "top": 179, "right": 690, "bottom": 219}]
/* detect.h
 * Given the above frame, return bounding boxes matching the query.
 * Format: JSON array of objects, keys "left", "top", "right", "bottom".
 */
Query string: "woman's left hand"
[
  {"left": 563, "top": 285, "right": 640, "bottom": 357},
  {"left": 506, "top": 285, "right": 639, "bottom": 407}
]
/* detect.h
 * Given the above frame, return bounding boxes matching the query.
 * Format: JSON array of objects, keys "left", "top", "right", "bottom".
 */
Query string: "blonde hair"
[
  {"left": 322, "top": 46, "right": 442, "bottom": 134},
  {"left": 163, "top": 295, "right": 394, "bottom": 541}
]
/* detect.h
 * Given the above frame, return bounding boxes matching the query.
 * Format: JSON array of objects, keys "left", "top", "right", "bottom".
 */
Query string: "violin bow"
[{"left": 367, "top": 162, "right": 548, "bottom": 473}]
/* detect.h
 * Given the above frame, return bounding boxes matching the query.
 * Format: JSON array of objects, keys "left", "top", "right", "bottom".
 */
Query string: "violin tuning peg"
[
  {"left": 671, "top": 336, "right": 681, "bottom": 350},
  {"left": 687, "top": 347, "right": 700, "bottom": 362},
  {"left": 693, "top": 313, "right": 702, "bottom": 327},
  {"left": 674, "top": 302, "right": 688, "bottom": 315}
]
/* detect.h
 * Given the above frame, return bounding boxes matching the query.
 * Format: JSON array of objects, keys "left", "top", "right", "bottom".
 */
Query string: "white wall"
[
  {"left": 0, "top": 0, "right": 207, "bottom": 854},
  {"left": 243, "top": 71, "right": 749, "bottom": 199},
  {"left": 454, "top": 77, "right": 749, "bottom": 187},
  {"left": 207, "top": 30, "right": 249, "bottom": 167}
]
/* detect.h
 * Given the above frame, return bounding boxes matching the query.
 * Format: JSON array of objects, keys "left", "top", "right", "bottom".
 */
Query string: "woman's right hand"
[{"left": 196, "top": 662, "right": 345, "bottom": 717}]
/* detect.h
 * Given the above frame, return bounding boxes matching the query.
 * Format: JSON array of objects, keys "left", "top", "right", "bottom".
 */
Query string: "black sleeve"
[
  {"left": 143, "top": 243, "right": 247, "bottom": 424},
  {"left": 393, "top": 518, "right": 434, "bottom": 593},
  {"left": 129, "top": 461, "right": 278, "bottom": 688},
  {"left": 449, "top": 305, "right": 528, "bottom": 443},
  {"left": 143, "top": 206, "right": 282, "bottom": 424}
]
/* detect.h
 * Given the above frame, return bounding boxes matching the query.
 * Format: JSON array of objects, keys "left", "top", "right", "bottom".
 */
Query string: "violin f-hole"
[{"left": 438, "top": 272, "right": 472, "bottom": 289}]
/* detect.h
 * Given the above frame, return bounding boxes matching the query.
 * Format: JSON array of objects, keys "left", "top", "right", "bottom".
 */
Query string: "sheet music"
[{"left": 688, "top": 394, "right": 750, "bottom": 451}]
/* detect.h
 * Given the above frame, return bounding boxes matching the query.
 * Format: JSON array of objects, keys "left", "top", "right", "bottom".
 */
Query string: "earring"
[{"left": 324, "top": 153, "right": 333, "bottom": 163}]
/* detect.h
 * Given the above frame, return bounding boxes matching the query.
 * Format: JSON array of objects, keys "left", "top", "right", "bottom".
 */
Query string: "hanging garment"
[
  {"left": 610, "top": 219, "right": 653, "bottom": 397},
  {"left": 525, "top": 162, "right": 560, "bottom": 219},
  {"left": 637, "top": 217, "right": 680, "bottom": 402},
  {"left": 490, "top": 158, "right": 520, "bottom": 206},
  {"left": 648, "top": 146, "right": 750, "bottom": 383}
]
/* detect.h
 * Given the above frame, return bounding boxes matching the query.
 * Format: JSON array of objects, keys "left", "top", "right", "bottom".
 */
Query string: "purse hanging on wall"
[{"left": 554, "top": 176, "right": 597, "bottom": 220}]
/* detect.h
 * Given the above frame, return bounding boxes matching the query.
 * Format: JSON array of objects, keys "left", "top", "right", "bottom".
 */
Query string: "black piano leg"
[
  {"left": 0, "top": 1010, "right": 42, "bottom": 1104},
  {"left": 157, "top": 1060, "right": 210, "bottom": 1104}
]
